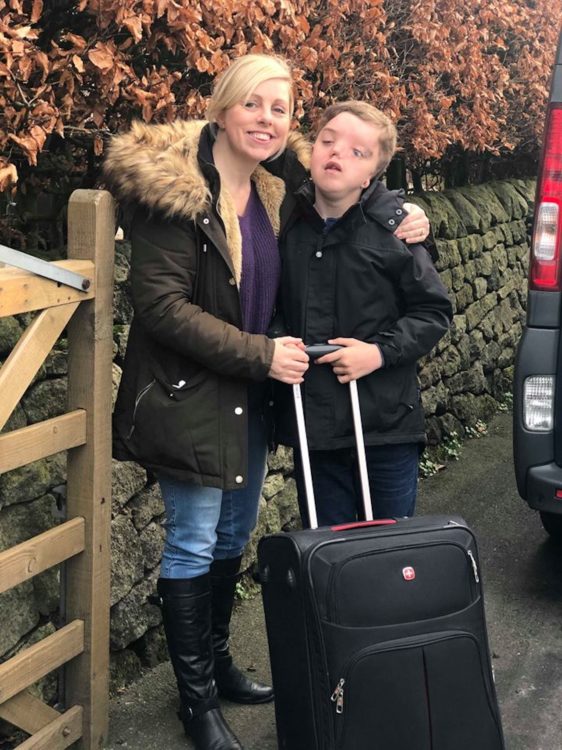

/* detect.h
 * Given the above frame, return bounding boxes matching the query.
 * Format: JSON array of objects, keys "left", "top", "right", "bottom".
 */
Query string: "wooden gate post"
[{"left": 64, "top": 189, "right": 115, "bottom": 749}]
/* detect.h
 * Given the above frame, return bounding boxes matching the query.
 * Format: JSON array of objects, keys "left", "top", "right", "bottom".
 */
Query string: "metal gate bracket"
[{"left": 0, "top": 244, "right": 91, "bottom": 291}]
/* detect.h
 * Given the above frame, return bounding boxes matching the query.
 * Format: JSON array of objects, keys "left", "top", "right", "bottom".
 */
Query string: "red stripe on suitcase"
[{"left": 330, "top": 520, "right": 397, "bottom": 531}]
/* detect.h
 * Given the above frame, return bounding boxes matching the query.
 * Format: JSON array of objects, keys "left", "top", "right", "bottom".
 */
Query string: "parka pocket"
[{"left": 126, "top": 365, "right": 214, "bottom": 473}]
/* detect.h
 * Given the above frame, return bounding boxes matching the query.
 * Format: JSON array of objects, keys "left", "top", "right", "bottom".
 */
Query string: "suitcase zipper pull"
[
  {"left": 467, "top": 550, "right": 480, "bottom": 583},
  {"left": 331, "top": 678, "right": 345, "bottom": 714}
]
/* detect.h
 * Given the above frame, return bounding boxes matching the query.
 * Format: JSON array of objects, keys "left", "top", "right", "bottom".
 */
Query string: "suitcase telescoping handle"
[{"left": 293, "top": 344, "right": 374, "bottom": 529}]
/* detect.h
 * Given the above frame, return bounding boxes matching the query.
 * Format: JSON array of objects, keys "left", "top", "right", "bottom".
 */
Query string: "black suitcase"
[{"left": 258, "top": 348, "right": 505, "bottom": 750}]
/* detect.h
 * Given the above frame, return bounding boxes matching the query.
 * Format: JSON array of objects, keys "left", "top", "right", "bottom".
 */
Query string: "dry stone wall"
[{"left": 0, "top": 178, "right": 534, "bottom": 695}]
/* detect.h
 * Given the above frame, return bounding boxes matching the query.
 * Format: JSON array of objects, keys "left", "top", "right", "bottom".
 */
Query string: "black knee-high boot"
[
  {"left": 210, "top": 556, "right": 274, "bottom": 704},
  {"left": 157, "top": 575, "right": 243, "bottom": 750}
]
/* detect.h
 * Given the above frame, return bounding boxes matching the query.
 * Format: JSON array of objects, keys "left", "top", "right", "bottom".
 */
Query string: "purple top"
[{"left": 238, "top": 184, "right": 280, "bottom": 334}]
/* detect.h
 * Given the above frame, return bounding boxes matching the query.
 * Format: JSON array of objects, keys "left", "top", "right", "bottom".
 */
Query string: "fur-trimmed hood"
[
  {"left": 103, "top": 119, "right": 310, "bottom": 282},
  {"left": 103, "top": 119, "right": 310, "bottom": 222}
]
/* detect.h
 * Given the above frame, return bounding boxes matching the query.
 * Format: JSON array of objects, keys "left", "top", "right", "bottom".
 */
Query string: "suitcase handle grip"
[
  {"left": 330, "top": 520, "right": 397, "bottom": 531},
  {"left": 305, "top": 344, "right": 344, "bottom": 360}
]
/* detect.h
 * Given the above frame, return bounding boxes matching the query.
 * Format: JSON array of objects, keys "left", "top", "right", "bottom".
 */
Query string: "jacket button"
[
  {"left": 203, "top": 217, "right": 210, "bottom": 225},
  {"left": 396, "top": 208, "right": 403, "bottom": 215},
  {"left": 235, "top": 475, "right": 243, "bottom": 484},
  {"left": 315, "top": 250, "right": 323, "bottom": 258},
  {"left": 388, "top": 218, "right": 396, "bottom": 226},
  {"left": 234, "top": 407, "right": 243, "bottom": 415},
  {"left": 229, "top": 277, "right": 236, "bottom": 285}
]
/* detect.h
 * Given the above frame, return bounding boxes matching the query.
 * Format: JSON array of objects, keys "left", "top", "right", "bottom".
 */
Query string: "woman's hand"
[
  {"left": 315, "top": 338, "right": 383, "bottom": 383},
  {"left": 395, "top": 203, "right": 430, "bottom": 244},
  {"left": 269, "top": 337, "right": 309, "bottom": 384}
]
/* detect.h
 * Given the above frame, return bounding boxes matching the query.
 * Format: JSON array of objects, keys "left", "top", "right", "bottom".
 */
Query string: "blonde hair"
[
  {"left": 206, "top": 54, "right": 294, "bottom": 123},
  {"left": 315, "top": 101, "right": 398, "bottom": 175}
]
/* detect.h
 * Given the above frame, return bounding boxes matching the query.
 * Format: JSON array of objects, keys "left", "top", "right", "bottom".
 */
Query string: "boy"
[{"left": 275, "top": 101, "right": 453, "bottom": 527}]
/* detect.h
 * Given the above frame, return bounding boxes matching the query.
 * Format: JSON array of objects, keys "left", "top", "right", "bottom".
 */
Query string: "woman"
[{"left": 104, "top": 54, "right": 430, "bottom": 750}]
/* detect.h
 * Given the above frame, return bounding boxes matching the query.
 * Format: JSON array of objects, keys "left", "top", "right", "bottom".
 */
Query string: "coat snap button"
[
  {"left": 235, "top": 475, "right": 243, "bottom": 484},
  {"left": 315, "top": 251, "right": 323, "bottom": 258},
  {"left": 203, "top": 217, "right": 210, "bottom": 225},
  {"left": 396, "top": 208, "right": 403, "bottom": 215},
  {"left": 388, "top": 218, "right": 396, "bottom": 226},
  {"left": 229, "top": 277, "right": 236, "bottom": 285},
  {"left": 234, "top": 407, "right": 243, "bottom": 415}
]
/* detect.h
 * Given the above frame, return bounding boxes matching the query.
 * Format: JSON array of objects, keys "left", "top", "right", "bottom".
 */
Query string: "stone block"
[
  {"left": 493, "top": 244, "right": 508, "bottom": 272},
  {"left": 457, "top": 185, "right": 509, "bottom": 230},
  {"left": 0, "top": 460, "right": 54, "bottom": 510},
  {"left": 134, "top": 626, "right": 169, "bottom": 670},
  {"left": 443, "top": 190, "right": 482, "bottom": 234},
  {"left": 451, "top": 266, "right": 465, "bottom": 291},
  {"left": 455, "top": 283, "right": 474, "bottom": 312},
  {"left": 110, "top": 570, "right": 161, "bottom": 650},
  {"left": 0, "top": 316, "right": 23, "bottom": 357},
  {"left": 474, "top": 254, "right": 494, "bottom": 277},
  {"left": 465, "top": 292, "right": 497, "bottom": 330},
  {"left": 450, "top": 393, "right": 499, "bottom": 426},
  {"left": 262, "top": 471, "right": 285, "bottom": 500},
  {"left": 0, "top": 582, "right": 39, "bottom": 655},
  {"left": 111, "top": 514, "right": 145, "bottom": 605},
  {"left": 112, "top": 459, "right": 147, "bottom": 508},
  {"left": 440, "top": 346, "right": 462, "bottom": 378},
  {"left": 421, "top": 382, "right": 449, "bottom": 416},
  {"left": 488, "top": 181, "right": 530, "bottom": 220},
  {"left": 445, "top": 362, "right": 487, "bottom": 395},
  {"left": 21, "top": 378, "right": 67, "bottom": 424},
  {"left": 139, "top": 522, "right": 165, "bottom": 571},
  {"left": 110, "top": 647, "right": 143, "bottom": 695},
  {"left": 417, "top": 192, "right": 466, "bottom": 239},
  {"left": 267, "top": 445, "right": 294, "bottom": 474},
  {"left": 128, "top": 481, "right": 164, "bottom": 531}
]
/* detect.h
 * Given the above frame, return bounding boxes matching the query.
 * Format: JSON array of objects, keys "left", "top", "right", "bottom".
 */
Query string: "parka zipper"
[{"left": 127, "top": 379, "right": 156, "bottom": 439}]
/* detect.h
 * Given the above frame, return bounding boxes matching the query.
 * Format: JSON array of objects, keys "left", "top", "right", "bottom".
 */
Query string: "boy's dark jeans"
[{"left": 293, "top": 442, "right": 419, "bottom": 528}]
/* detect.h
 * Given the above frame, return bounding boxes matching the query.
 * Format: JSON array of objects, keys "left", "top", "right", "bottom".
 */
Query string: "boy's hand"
[
  {"left": 394, "top": 203, "right": 430, "bottom": 244},
  {"left": 315, "top": 338, "right": 383, "bottom": 383},
  {"left": 269, "top": 337, "right": 309, "bottom": 384}
]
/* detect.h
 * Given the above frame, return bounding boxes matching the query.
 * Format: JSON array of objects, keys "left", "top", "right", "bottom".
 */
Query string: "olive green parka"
[{"left": 104, "top": 120, "right": 309, "bottom": 488}]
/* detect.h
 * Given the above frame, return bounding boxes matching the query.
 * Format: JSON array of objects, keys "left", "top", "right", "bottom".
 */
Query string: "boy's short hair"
[
  {"left": 315, "top": 101, "right": 398, "bottom": 175},
  {"left": 206, "top": 54, "right": 294, "bottom": 123}
]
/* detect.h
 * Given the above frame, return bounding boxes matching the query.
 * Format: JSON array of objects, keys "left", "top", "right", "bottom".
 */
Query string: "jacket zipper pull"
[
  {"left": 331, "top": 678, "right": 345, "bottom": 714},
  {"left": 467, "top": 549, "right": 480, "bottom": 583}
]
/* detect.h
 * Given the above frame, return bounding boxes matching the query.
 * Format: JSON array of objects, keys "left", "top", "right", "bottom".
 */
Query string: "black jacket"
[{"left": 274, "top": 179, "right": 453, "bottom": 450}]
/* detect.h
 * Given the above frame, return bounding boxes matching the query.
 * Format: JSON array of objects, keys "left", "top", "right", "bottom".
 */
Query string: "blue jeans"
[
  {"left": 293, "top": 442, "right": 419, "bottom": 528},
  {"left": 159, "top": 395, "right": 268, "bottom": 579}
]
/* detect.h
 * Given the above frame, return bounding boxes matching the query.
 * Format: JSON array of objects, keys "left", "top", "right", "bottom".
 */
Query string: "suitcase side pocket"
[
  {"left": 334, "top": 631, "right": 503, "bottom": 750},
  {"left": 326, "top": 542, "right": 479, "bottom": 627}
]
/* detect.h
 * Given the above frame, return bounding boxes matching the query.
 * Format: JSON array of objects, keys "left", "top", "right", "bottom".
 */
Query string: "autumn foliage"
[{"left": 0, "top": 0, "right": 560, "bottom": 245}]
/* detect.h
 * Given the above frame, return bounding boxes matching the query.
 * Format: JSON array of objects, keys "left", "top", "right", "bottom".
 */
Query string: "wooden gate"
[{"left": 0, "top": 190, "right": 115, "bottom": 749}]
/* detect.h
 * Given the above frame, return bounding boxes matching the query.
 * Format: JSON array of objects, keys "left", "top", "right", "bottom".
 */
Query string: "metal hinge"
[{"left": 0, "top": 244, "right": 91, "bottom": 292}]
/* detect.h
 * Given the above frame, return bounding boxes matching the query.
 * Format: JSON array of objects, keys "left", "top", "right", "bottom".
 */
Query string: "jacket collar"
[
  {"left": 103, "top": 120, "right": 310, "bottom": 283},
  {"left": 294, "top": 178, "right": 406, "bottom": 235}
]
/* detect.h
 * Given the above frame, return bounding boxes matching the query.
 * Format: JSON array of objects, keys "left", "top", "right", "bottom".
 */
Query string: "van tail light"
[{"left": 530, "top": 105, "right": 562, "bottom": 290}]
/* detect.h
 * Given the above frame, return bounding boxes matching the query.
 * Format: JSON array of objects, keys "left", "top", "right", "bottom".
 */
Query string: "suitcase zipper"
[
  {"left": 467, "top": 549, "right": 480, "bottom": 582},
  {"left": 330, "top": 678, "right": 345, "bottom": 714}
]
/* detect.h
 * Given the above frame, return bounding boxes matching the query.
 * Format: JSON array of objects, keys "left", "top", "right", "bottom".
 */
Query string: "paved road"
[{"left": 106, "top": 412, "right": 562, "bottom": 749}]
